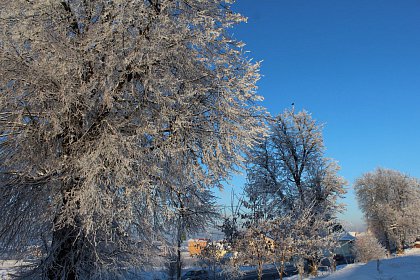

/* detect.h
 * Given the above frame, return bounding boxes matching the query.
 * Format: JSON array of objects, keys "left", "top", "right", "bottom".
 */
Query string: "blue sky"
[{"left": 218, "top": 0, "right": 420, "bottom": 230}]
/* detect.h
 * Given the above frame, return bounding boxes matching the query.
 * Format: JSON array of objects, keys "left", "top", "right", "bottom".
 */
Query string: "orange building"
[{"left": 188, "top": 238, "right": 209, "bottom": 256}]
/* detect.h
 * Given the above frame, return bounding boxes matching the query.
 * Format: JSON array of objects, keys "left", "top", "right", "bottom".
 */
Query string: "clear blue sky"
[{"left": 218, "top": 0, "right": 420, "bottom": 231}]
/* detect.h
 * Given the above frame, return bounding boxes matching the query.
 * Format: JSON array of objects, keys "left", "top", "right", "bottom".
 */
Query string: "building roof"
[{"left": 339, "top": 232, "right": 357, "bottom": 241}]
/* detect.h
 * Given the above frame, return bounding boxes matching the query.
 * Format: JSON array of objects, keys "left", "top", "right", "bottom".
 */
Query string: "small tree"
[
  {"left": 354, "top": 233, "right": 386, "bottom": 263},
  {"left": 268, "top": 215, "right": 295, "bottom": 280},
  {"left": 199, "top": 241, "right": 224, "bottom": 280},
  {"left": 265, "top": 207, "right": 314, "bottom": 280},
  {"left": 166, "top": 181, "right": 218, "bottom": 280},
  {"left": 220, "top": 191, "right": 243, "bottom": 246},
  {"left": 236, "top": 224, "right": 274, "bottom": 280},
  {"left": 240, "top": 183, "right": 276, "bottom": 280}
]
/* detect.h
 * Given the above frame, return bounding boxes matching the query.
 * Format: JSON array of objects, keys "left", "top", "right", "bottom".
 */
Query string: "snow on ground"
[
  {"left": 289, "top": 249, "right": 420, "bottom": 280},
  {"left": 280, "top": 249, "right": 420, "bottom": 280},
  {"left": 0, "top": 260, "right": 30, "bottom": 280},
  {"left": 1, "top": 249, "right": 420, "bottom": 280}
]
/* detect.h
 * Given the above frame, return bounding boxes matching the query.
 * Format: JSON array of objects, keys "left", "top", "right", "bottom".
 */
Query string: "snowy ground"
[
  {"left": 319, "top": 249, "right": 420, "bottom": 280},
  {"left": 0, "top": 260, "right": 31, "bottom": 280},
  {"left": 1, "top": 249, "right": 420, "bottom": 280},
  {"left": 285, "top": 248, "right": 420, "bottom": 280}
]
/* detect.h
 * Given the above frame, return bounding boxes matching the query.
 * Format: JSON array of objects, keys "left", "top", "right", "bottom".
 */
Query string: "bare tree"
[
  {"left": 266, "top": 212, "right": 300, "bottom": 280},
  {"left": 355, "top": 168, "right": 420, "bottom": 254},
  {"left": 198, "top": 241, "right": 224, "bottom": 280},
  {"left": 168, "top": 181, "right": 218, "bottom": 280},
  {"left": 220, "top": 191, "right": 243, "bottom": 247},
  {"left": 0, "top": 0, "right": 265, "bottom": 279}
]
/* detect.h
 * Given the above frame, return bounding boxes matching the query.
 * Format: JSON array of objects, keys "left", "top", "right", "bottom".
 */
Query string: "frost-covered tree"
[
  {"left": 355, "top": 168, "right": 420, "bottom": 254},
  {"left": 246, "top": 108, "right": 346, "bottom": 214},
  {"left": 0, "top": 0, "right": 265, "bottom": 278},
  {"left": 232, "top": 189, "right": 275, "bottom": 280},
  {"left": 167, "top": 182, "right": 218, "bottom": 280},
  {"left": 236, "top": 223, "right": 274, "bottom": 280},
  {"left": 198, "top": 241, "right": 225, "bottom": 280},
  {"left": 245, "top": 108, "right": 346, "bottom": 275},
  {"left": 220, "top": 191, "right": 243, "bottom": 246},
  {"left": 266, "top": 210, "right": 308, "bottom": 280},
  {"left": 354, "top": 233, "right": 386, "bottom": 263}
]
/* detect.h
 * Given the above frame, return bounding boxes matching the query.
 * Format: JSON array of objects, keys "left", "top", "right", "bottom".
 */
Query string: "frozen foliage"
[
  {"left": 236, "top": 221, "right": 275, "bottom": 280},
  {"left": 355, "top": 168, "right": 420, "bottom": 254},
  {"left": 244, "top": 108, "right": 346, "bottom": 277},
  {"left": 354, "top": 233, "right": 386, "bottom": 263},
  {"left": 246, "top": 108, "right": 346, "bottom": 214},
  {"left": 0, "top": 0, "right": 265, "bottom": 279}
]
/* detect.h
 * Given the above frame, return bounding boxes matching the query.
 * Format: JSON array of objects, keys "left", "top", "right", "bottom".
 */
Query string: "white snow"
[
  {"left": 320, "top": 249, "right": 420, "bottom": 280},
  {"left": 280, "top": 249, "right": 420, "bottom": 280},
  {"left": 284, "top": 249, "right": 420, "bottom": 280},
  {"left": 0, "top": 260, "right": 30, "bottom": 280},
  {"left": 1, "top": 249, "right": 420, "bottom": 280}
]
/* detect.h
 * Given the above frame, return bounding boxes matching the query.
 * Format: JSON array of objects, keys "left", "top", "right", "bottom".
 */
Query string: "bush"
[{"left": 354, "top": 233, "right": 386, "bottom": 263}]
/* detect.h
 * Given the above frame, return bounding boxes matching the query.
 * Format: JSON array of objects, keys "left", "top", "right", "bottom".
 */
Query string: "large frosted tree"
[
  {"left": 355, "top": 168, "right": 420, "bottom": 254},
  {"left": 0, "top": 0, "right": 265, "bottom": 279}
]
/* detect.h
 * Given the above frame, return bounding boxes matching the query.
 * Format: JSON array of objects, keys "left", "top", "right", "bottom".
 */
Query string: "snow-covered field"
[
  {"left": 289, "top": 248, "right": 420, "bottom": 280},
  {"left": 236, "top": 249, "right": 420, "bottom": 280},
  {"left": 320, "top": 249, "right": 420, "bottom": 280}
]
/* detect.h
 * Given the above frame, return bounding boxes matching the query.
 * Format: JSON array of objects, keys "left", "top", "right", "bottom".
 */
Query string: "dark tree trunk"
[
  {"left": 46, "top": 187, "right": 89, "bottom": 280},
  {"left": 384, "top": 232, "right": 392, "bottom": 256},
  {"left": 47, "top": 224, "right": 81, "bottom": 280},
  {"left": 257, "top": 257, "right": 263, "bottom": 280},
  {"left": 309, "top": 258, "right": 318, "bottom": 276},
  {"left": 278, "top": 251, "right": 285, "bottom": 280},
  {"left": 176, "top": 236, "right": 182, "bottom": 280}
]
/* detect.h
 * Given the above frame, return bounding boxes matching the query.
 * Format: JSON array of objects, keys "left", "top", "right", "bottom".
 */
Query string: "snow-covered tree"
[
  {"left": 354, "top": 233, "right": 386, "bottom": 263},
  {"left": 355, "top": 168, "right": 420, "bottom": 254},
  {"left": 232, "top": 189, "right": 275, "bottom": 280},
  {"left": 245, "top": 108, "right": 346, "bottom": 275},
  {"left": 246, "top": 108, "right": 346, "bottom": 213},
  {"left": 198, "top": 241, "right": 224, "bottom": 280},
  {"left": 236, "top": 222, "right": 274, "bottom": 280},
  {"left": 265, "top": 210, "right": 308, "bottom": 280},
  {"left": 167, "top": 183, "right": 218, "bottom": 280},
  {"left": 0, "top": 0, "right": 265, "bottom": 278}
]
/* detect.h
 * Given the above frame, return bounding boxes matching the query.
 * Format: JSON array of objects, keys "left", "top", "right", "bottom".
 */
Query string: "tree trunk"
[
  {"left": 280, "top": 251, "right": 286, "bottom": 280},
  {"left": 175, "top": 193, "right": 186, "bottom": 280},
  {"left": 176, "top": 237, "right": 182, "bottom": 280},
  {"left": 47, "top": 224, "right": 81, "bottom": 280},
  {"left": 309, "top": 258, "right": 318, "bottom": 276},
  {"left": 398, "top": 230, "right": 405, "bottom": 254},
  {"left": 277, "top": 250, "right": 285, "bottom": 280},
  {"left": 257, "top": 258, "right": 263, "bottom": 280},
  {"left": 46, "top": 186, "right": 89, "bottom": 280},
  {"left": 384, "top": 232, "right": 392, "bottom": 256}
]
